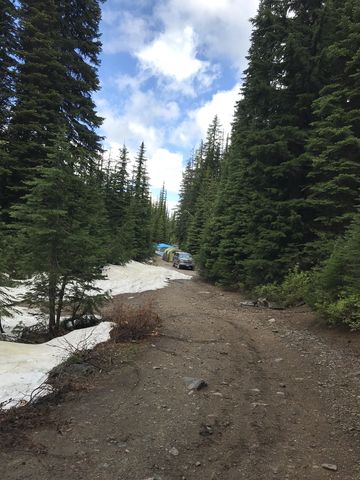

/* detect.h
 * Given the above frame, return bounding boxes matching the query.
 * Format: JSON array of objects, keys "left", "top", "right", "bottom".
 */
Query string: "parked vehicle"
[
  {"left": 162, "top": 247, "right": 177, "bottom": 262},
  {"left": 173, "top": 252, "right": 194, "bottom": 270}
]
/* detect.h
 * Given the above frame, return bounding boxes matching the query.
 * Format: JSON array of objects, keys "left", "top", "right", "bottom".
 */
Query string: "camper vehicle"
[{"left": 173, "top": 252, "right": 194, "bottom": 270}]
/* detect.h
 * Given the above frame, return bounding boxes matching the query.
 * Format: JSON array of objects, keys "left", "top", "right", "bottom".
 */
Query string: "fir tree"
[
  {"left": 5, "top": 0, "right": 66, "bottom": 212},
  {"left": 128, "top": 143, "right": 152, "bottom": 261},
  {"left": 152, "top": 183, "right": 169, "bottom": 243},
  {"left": 306, "top": 0, "right": 360, "bottom": 260},
  {"left": 5, "top": 0, "right": 103, "bottom": 213},
  {"left": 11, "top": 135, "right": 107, "bottom": 334},
  {"left": 0, "top": 0, "right": 17, "bottom": 217},
  {"left": 58, "top": 0, "right": 103, "bottom": 162},
  {"left": 105, "top": 145, "right": 132, "bottom": 263},
  {"left": 0, "top": 0, "right": 16, "bottom": 133},
  {"left": 176, "top": 158, "right": 195, "bottom": 248},
  {"left": 200, "top": 0, "right": 327, "bottom": 287},
  {"left": 177, "top": 117, "right": 224, "bottom": 254}
]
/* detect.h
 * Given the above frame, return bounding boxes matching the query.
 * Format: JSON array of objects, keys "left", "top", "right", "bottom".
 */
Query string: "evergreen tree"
[
  {"left": 58, "top": 0, "right": 103, "bottom": 162},
  {"left": 312, "top": 210, "right": 360, "bottom": 329},
  {"left": 11, "top": 135, "right": 107, "bottom": 334},
  {"left": 152, "top": 183, "right": 169, "bottom": 243},
  {"left": 200, "top": 0, "right": 328, "bottom": 287},
  {"left": 128, "top": 143, "right": 152, "bottom": 261},
  {"left": 0, "top": 0, "right": 17, "bottom": 217},
  {"left": 176, "top": 117, "right": 224, "bottom": 254},
  {"left": 0, "top": 0, "right": 16, "bottom": 133},
  {"left": 306, "top": 0, "right": 360, "bottom": 260},
  {"left": 104, "top": 145, "right": 133, "bottom": 263},
  {"left": 4, "top": 0, "right": 103, "bottom": 213},
  {"left": 186, "top": 117, "right": 223, "bottom": 254},
  {"left": 5, "top": 0, "right": 65, "bottom": 212},
  {"left": 176, "top": 158, "right": 195, "bottom": 247}
]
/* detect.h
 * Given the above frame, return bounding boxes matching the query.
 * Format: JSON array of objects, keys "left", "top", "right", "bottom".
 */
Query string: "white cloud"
[
  {"left": 136, "top": 26, "right": 208, "bottom": 83},
  {"left": 193, "top": 86, "right": 240, "bottom": 137},
  {"left": 171, "top": 84, "right": 240, "bottom": 147},
  {"left": 156, "top": 0, "right": 260, "bottom": 72},
  {"left": 148, "top": 148, "right": 184, "bottom": 192},
  {"left": 102, "top": 11, "right": 153, "bottom": 54}
]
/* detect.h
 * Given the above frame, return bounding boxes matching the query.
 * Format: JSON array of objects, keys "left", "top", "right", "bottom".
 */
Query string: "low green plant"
[
  {"left": 310, "top": 214, "right": 360, "bottom": 329},
  {"left": 315, "top": 295, "right": 360, "bottom": 330},
  {"left": 255, "top": 265, "right": 312, "bottom": 306}
]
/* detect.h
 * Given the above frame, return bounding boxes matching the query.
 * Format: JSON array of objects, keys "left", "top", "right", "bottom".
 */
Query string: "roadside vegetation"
[
  {"left": 175, "top": 1, "right": 360, "bottom": 329},
  {"left": 0, "top": 0, "right": 174, "bottom": 337},
  {"left": 0, "top": 0, "right": 359, "bottom": 334}
]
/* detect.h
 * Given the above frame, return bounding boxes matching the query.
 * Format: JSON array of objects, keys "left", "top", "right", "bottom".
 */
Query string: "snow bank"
[
  {"left": 2, "top": 261, "right": 190, "bottom": 336},
  {"left": 2, "top": 306, "right": 43, "bottom": 337},
  {"left": 0, "top": 261, "right": 190, "bottom": 408},
  {"left": 0, "top": 322, "right": 113, "bottom": 409},
  {"left": 96, "top": 261, "right": 190, "bottom": 296}
]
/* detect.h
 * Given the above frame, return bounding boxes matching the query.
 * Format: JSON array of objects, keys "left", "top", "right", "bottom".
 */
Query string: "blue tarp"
[{"left": 157, "top": 243, "right": 175, "bottom": 249}]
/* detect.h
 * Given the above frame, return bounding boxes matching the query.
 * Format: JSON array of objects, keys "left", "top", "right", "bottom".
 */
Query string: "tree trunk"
[
  {"left": 48, "top": 272, "right": 57, "bottom": 336},
  {"left": 56, "top": 275, "right": 68, "bottom": 330}
]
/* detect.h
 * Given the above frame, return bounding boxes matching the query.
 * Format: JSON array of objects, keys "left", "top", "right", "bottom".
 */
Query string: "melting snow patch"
[
  {"left": 0, "top": 322, "right": 113, "bottom": 409},
  {"left": 0, "top": 261, "right": 190, "bottom": 408},
  {"left": 96, "top": 261, "right": 190, "bottom": 296},
  {"left": 2, "top": 261, "right": 190, "bottom": 336}
]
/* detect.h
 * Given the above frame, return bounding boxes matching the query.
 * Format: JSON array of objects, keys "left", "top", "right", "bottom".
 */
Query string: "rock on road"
[{"left": 1, "top": 263, "right": 360, "bottom": 479}]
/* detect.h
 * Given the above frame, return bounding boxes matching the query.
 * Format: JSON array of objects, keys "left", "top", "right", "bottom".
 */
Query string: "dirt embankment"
[{"left": 1, "top": 265, "right": 360, "bottom": 479}]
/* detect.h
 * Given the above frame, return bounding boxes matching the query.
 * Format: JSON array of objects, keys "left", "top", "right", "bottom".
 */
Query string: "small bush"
[
  {"left": 104, "top": 299, "right": 160, "bottom": 342},
  {"left": 255, "top": 265, "right": 312, "bottom": 306},
  {"left": 315, "top": 295, "right": 360, "bottom": 330}
]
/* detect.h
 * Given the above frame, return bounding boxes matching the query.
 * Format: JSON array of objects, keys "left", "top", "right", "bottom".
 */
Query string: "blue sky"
[{"left": 97, "top": 0, "right": 260, "bottom": 209}]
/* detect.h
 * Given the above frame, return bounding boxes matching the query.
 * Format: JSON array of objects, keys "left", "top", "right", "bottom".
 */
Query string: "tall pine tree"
[
  {"left": 306, "top": 0, "right": 360, "bottom": 260},
  {"left": 11, "top": 135, "right": 107, "bottom": 334},
  {"left": 0, "top": 0, "right": 17, "bottom": 218},
  {"left": 200, "top": 0, "right": 327, "bottom": 287},
  {"left": 4, "top": 0, "right": 103, "bottom": 214},
  {"left": 128, "top": 143, "right": 152, "bottom": 261}
]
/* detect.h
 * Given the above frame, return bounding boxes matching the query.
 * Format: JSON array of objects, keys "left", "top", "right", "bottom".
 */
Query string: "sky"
[{"left": 97, "top": 0, "right": 260, "bottom": 210}]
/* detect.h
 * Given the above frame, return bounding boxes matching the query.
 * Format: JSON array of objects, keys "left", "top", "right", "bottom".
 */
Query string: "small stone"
[
  {"left": 321, "top": 464, "right": 338, "bottom": 472},
  {"left": 195, "top": 461, "right": 201, "bottom": 467},
  {"left": 183, "top": 377, "right": 208, "bottom": 391},
  {"left": 169, "top": 447, "right": 179, "bottom": 456},
  {"left": 239, "top": 300, "right": 257, "bottom": 307},
  {"left": 212, "top": 392, "right": 223, "bottom": 397},
  {"left": 199, "top": 424, "right": 214, "bottom": 436},
  {"left": 268, "top": 318, "right": 276, "bottom": 323}
]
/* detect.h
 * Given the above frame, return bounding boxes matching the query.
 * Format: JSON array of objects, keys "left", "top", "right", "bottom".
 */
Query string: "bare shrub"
[{"left": 104, "top": 299, "right": 161, "bottom": 342}]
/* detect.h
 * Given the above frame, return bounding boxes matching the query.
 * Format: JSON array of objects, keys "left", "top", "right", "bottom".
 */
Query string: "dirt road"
[{"left": 2, "top": 265, "right": 360, "bottom": 479}]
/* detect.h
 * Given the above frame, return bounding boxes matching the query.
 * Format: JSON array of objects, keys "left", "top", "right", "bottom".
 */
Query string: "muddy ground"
[{"left": 1, "top": 262, "right": 360, "bottom": 479}]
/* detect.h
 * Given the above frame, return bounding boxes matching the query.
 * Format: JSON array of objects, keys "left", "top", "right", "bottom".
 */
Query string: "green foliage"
[
  {"left": 127, "top": 143, "right": 152, "bottom": 261},
  {"left": 0, "top": 0, "right": 16, "bottom": 131},
  {"left": 306, "top": 0, "right": 360, "bottom": 262},
  {"left": 11, "top": 136, "right": 107, "bottom": 334},
  {"left": 255, "top": 266, "right": 312, "bottom": 306},
  {"left": 3, "top": 0, "right": 103, "bottom": 214},
  {"left": 315, "top": 295, "right": 360, "bottom": 331},
  {"left": 309, "top": 213, "right": 360, "bottom": 328},
  {"left": 151, "top": 183, "right": 171, "bottom": 244},
  {"left": 176, "top": 116, "right": 224, "bottom": 254}
]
